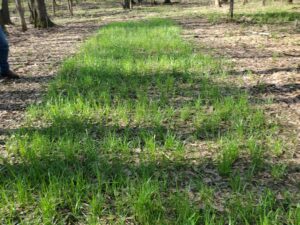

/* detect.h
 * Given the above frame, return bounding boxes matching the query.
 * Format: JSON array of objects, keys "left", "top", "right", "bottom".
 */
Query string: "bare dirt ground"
[
  {"left": 0, "top": 1, "right": 167, "bottom": 156},
  {"left": 0, "top": 19, "right": 102, "bottom": 155},
  {"left": 0, "top": 5, "right": 148, "bottom": 156},
  {"left": 179, "top": 16, "right": 300, "bottom": 185}
]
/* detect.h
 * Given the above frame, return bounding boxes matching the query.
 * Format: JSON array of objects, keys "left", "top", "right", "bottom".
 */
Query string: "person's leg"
[
  {"left": 0, "top": 26, "right": 19, "bottom": 79},
  {"left": 0, "top": 26, "right": 10, "bottom": 74}
]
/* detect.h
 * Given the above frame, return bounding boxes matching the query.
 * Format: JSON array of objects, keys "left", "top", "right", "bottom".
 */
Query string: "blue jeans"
[{"left": 0, "top": 27, "right": 9, "bottom": 74}]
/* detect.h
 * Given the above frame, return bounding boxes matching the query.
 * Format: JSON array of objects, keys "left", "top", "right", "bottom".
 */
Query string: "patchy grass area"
[
  {"left": 189, "top": 2, "right": 300, "bottom": 25},
  {"left": 235, "top": 11, "right": 300, "bottom": 24},
  {"left": 207, "top": 10, "right": 300, "bottom": 24},
  {"left": 1, "top": 19, "right": 299, "bottom": 224}
]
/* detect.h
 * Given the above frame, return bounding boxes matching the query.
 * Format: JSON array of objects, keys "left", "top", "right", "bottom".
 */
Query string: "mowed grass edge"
[{"left": 1, "top": 19, "right": 299, "bottom": 224}]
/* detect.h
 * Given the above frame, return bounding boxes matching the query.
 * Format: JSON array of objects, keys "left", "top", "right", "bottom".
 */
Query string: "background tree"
[
  {"left": 15, "top": 0, "right": 27, "bottom": 31},
  {"left": 28, "top": 0, "right": 55, "bottom": 28},
  {"left": 1, "top": 0, "right": 12, "bottom": 25},
  {"left": 123, "top": 0, "right": 132, "bottom": 9},
  {"left": 215, "top": 0, "right": 221, "bottom": 7},
  {"left": 52, "top": 0, "right": 58, "bottom": 16},
  {"left": 229, "top": 0, "right": 234, "bottom": 19},
  {"left": 0, "top": 10, "right": 4, "bottom": 28},
  {"left": 68, "top": 0, "right": 73, "bottom": 16}
]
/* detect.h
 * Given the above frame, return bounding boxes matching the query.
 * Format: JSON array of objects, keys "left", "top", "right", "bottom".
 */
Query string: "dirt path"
[
  {"left": 0, "top": 20, "right": 102, "bottom": 154},
  {"left": 179, "top": 17, "right": 300, "bottom": 177}
]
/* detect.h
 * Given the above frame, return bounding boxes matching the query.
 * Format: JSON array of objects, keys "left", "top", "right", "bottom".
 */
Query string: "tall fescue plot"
[{"left": 1, "top": 19, "right": 298, "bottom": 224}]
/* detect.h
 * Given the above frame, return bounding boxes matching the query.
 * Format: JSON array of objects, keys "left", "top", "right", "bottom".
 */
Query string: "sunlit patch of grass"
[
  {"left": 234, "top": 11, "right": 300, "bottom": 24},
  {"left": 1, "top": 19, "right": 297, "bottom": 224},
  {"left": 207, "top": 11, "right": 299, "bottom": 24},
  {"left": 205, "top": 2, "right": 299, "bottom": 24}
]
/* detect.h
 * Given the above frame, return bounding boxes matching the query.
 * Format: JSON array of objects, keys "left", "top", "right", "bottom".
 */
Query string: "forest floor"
[
  {"left": 0, "top": 1, "right": 299, "bottom": 224},
  {"left": 0, "top": 19, "right": 100, "bottom": 153},
  {"left": 2, "top": 0, "right": 298, "bottom": 184},
  {"left": 179, "top": 14, "right": 300, "bottom": 184},
  {"left": 0, "top": 2, "right": 168, "bottom": 152}
]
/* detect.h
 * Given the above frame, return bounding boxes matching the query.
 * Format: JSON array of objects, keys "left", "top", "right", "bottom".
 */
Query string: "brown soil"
[
  {"left": 0, "top": 6, "right": 147, "bottom": 156},
  {"left": 0, "top": 20, "right": 101, "bottom": 155},
  {"left": 179, "top": 17, "right": 300, "bottom": 182}
]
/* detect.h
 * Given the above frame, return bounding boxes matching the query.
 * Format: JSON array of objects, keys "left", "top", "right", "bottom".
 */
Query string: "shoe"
[{"left": 1, "top": 70, "right": 20, "bottom": 79}]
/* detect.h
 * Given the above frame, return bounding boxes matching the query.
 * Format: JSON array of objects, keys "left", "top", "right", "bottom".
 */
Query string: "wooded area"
[
  {"left": 0, "top": 0, "right": 299, "bottom": 224},
  {"left": 0, "top": 0, "right": 297, "bottom": 28}
]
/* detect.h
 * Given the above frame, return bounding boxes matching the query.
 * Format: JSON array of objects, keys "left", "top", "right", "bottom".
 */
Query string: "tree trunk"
[
  {"left": 149, "top": 0, "right": 157, "bottom": 5},
  {"left": 28, "top": 0, "right": 35, "bottom": 24},
  {"left": 15, "top": 0, "right": 27, "bottom": 31},
  {"left": 243, "top": 0, "right": 248, "bottom": 5},
  {"left": 1, "top": 0, "right": 13, "bottom": 25},
  {"left": 262, "top": 0, "right": 266, "bottom": 5},
  {"left": 215, "top": 0, "right": 221, "bottom": 7},
  {"left": 229, "top": 0, "right": 234, "bottom": 19},
  {"left": 123, "top": 0, "right": 132, "bottom": 9},
  {"left": 28, "top": 0, "right": 55, "bottom": 28},
  {"left": 0, "top": 10, "right": 5, "bottom": 29},
  {"left": 68, "top": 0, "right": 73, "bottom": 16},
  {"left": 287, "top": 0, "right": 292, "bottom": 3},
  {"left": 52, "top": 0, "right": 56, "bottom": 15},
  {"left": 164, "top": 0, "right": 171, "bottom": 4}
]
